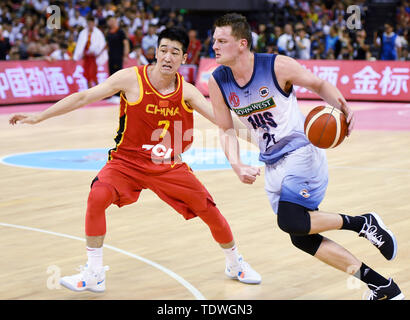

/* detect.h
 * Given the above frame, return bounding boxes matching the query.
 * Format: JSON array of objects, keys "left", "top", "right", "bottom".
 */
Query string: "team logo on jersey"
[
  {"left": 299, "top": 189, "right": 311, "bottom": 198},
  {"left": 259, "top": 86, "right": 269, "bottom": 98},
  {"left": 229, "top": 92, "right": 240, "bottom": 107}
]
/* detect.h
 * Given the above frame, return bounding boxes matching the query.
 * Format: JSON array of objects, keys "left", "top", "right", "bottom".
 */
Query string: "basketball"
[{"left": 304, "top": 105, "right": 348, "bottom": 149}]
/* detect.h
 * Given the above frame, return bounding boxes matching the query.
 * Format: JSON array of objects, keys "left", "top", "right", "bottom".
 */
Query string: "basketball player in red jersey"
[{"left": 9, "top": 27, "right": 261, "bottom": 293}]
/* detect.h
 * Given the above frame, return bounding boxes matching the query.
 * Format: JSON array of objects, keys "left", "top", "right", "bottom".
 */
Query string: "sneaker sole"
[
  {"left": 369, "top": 212, "right": 397, "bottom": 261},
  {"left": 59, "top": 279, "right": 105, "bottom": 293},
  {"left": 390, "top": 293, "right": 405, "bottom": 300},
  {"left": 225, "top": 270, "right": 261, "bottom": 284}
]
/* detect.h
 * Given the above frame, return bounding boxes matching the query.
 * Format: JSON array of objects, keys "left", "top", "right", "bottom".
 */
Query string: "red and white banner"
[
  {"left": 0, "top": 60, "right": 197, "bottom": 105},
  {"left": 195, "top": 58, "right": 410, "bottom": 102}
]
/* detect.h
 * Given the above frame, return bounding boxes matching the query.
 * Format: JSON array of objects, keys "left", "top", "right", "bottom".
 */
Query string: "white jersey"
[{"left": 213, "top": 53, "right": 310, "bottom": 164}]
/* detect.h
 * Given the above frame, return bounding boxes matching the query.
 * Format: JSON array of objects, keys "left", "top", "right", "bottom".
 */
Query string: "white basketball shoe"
[
  {"left": 225, "top": 255, "right": 261, "bottom": 284},
  {"left": 59, "top": 264, "right": 109, "bottom": 293}
]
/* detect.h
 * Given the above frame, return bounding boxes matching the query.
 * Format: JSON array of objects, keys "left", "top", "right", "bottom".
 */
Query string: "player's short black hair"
[{"left": 157, "top": 27, "right": 189, "bottom": 54}]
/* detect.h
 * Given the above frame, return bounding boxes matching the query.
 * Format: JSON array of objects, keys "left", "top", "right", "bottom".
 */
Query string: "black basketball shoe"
[
  {"left": 358, "top": 212, "right": 397, "bottom": 261},
  {"left": 364, "top": 278, "right": 404, "bottom": 300}
]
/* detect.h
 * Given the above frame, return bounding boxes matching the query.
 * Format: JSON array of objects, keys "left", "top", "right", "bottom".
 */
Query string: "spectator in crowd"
[
  {"left": 256, "top": 24, "right": 275, "bottom": 53},
  {"left": 0, "top": 25, "right": 11, "bottom": 60},
  {"left": 202, "top": 28, "right": 216, "bottom": 58},
  {"left": 69, "top": 9, "right": 87, "bottom": 29},
  {"left": 374, "top": 23, "right": 402, "bottom": 60},
  {"left": 128, "top": 44, "right": 149, "bottom": 65},
  {"left": 47, "top": 42, "right": 71, "bottom": 61},
  {"left": 325, "top": 25, "right": 341, "bottom": 59},
  {"left": 0, "top": 0, "right": 406, "bottom": 64},
  {"left": 352, "top": 29, "right": 371, "bottom": 60},
  {"left": 8, "top": 38, "right": 28, "bottom": 60},
  {"left": 294, "top": 24, "right": 311, "bottom": 59},
  {"left": 105, "top": 15, "right": 130, "bottom": 102},
  {"left": 277, "top": 23, "right": 295, "bottom": 57},
  {"left": 130, "top": 10, "right": 144, "bottom": 34},
  {"left": 141, "top": 23, "right": 158, "bottom": 55},
  {"left": 311, "top": 30, "right": 326, "bottom": 59},
  {"left": 106, "top": 15, "right": 129, "bottom": 76},
  {"left": 186, "top": 29, "right": 202, "bottom": 65},
  {"left": 78, "top": 0, "right": 92, "bottom": 17},
  {"left": 129, "top": 26, "right": 144, "bottom": 48},
  {"left": 144, "top": 45, "right": 156, "bottom": 64},
  {"left": 273, "top": 25, "right": 282, "bottom": 46},
  {"left": 73, "top": 16, "right": 107, "bottom": 88},
  {"left": 32, "top": 0, "right": 49, "bottom": 13},
  {"left": 338, "top": 28, "right": 353, "bottom": 60}
]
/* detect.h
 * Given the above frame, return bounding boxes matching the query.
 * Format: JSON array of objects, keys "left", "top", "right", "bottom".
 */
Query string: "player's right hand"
[
  {"left": 234, "top": 164, "right": 261, "bottom": 184},
  {"left": 9, "top": 114, "right": 41, "bottom": 125}
]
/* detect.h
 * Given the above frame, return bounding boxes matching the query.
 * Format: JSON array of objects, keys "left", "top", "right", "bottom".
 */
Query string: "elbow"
[
  {"left": 75, "top": 91, "right": 87, "bottom": 104},
  {"left": 71, "top": 90, "right": 89, "bottom": 108}
]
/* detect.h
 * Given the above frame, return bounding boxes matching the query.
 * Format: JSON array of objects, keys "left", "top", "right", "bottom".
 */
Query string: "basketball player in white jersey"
[{"left": 208, "top": 13, "right": 403, "bottom": 300}]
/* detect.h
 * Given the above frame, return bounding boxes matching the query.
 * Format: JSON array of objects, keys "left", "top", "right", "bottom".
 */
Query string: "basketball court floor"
[{"left": 0, "top": 99, "right": 409, "bottom": 300}]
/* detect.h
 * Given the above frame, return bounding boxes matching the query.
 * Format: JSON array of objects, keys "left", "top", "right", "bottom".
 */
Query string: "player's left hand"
[
  {"left": 9, "top": 114, "right": 41, "bottom": 125},
  {"left": 338, "top": 98, "right": 355, "bottom": 137}
]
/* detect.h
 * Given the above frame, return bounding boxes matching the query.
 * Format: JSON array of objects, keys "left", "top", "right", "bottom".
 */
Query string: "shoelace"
[
  {"left": 360, "top": 223, "right": 385, "bottom": 248},
  {"left": 228, "top": 256, "right": 249, "bottom": 273},
  {"left": 363, "top": 288, "right": 378, "bottom": 300}
]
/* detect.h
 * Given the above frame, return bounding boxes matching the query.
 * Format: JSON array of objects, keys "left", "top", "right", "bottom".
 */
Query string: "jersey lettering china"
[{"left": 108, "top": 65, "right": 194, "bottom": 164}]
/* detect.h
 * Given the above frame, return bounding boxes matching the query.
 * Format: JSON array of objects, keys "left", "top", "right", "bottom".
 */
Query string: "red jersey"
[{"left": 108, "top": 65, "right": 194, "bottom": 166}]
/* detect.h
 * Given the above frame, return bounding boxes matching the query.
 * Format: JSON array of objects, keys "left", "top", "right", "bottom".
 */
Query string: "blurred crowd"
[
  {"left": 254, "top": 0, "right": 409, "bottom": 61},
  {"left": 0, "top": 0, "right": 408, "bottom": 64}
]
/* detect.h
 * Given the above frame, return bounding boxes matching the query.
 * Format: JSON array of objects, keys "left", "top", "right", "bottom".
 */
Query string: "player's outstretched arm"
[
  {"left": 208, "top": 76, "right": 260, "bottom": 184},
  {"left": 9, "top": 68, "right": 133, "bottom": 126},
  {"left": 275, "top": 55, "right": 355, "bottom": 136}
]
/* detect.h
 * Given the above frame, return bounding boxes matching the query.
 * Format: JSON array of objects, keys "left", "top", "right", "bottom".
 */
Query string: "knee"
[
  {"left": 277, "top": 201, "right": 311, "bottom": 235},
  {"left": 85, "top": 179, "right": 115, "bottom": 237},
  {"left": 290, "top": 234, "right": 323, "bottom": 256},
  {"left": 87, "top": 179, "right": 115, "bottom": 211}
]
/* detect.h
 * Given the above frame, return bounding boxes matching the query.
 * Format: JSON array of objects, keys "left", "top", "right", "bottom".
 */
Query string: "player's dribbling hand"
[
  {"left": 9, "top": 114, "right": 41, "bottom": 125},
  {"left": 234, "top": 164, "right": 261, "bottom": 184},
  {"left": 338, "top": 98, "right": 355, "bottom": 137}
]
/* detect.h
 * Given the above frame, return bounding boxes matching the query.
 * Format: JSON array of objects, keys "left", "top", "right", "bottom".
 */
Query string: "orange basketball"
[{"left": 304, "top": 105, "right": 348, "bottom": 149}]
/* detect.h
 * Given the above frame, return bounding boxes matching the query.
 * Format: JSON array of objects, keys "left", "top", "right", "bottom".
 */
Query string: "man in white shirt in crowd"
[
  {"left": 277, "top": 23, "right": 295, "bottom": 57},
  {"left": 295, "top": 24, "right": 311, "bottom": 60},
  {"left": 73, "top": 16, "right": 107, "bottom": 88},
  {"left": 141, "top": 24, "right": 158, "bottom": 55}
]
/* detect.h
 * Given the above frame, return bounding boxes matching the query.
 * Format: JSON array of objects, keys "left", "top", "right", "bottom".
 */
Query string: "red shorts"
[
  {"left": 83, "top": 54, "right": 97, "bottom": 83},
  {"left": 96, "top": 157, "right": 216, "bottom": 220}
]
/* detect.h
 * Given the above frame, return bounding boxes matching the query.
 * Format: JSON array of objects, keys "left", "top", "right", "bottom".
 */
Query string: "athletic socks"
[
  {"left": 354, "top": 262, "right": 390, "bottom": 287},
  {"left": 340, "top": 214, "right": 366, "bottom": 233},
  {"left": 223, "top": 245, "right": 240, "bottom": 266},
  {"left": 86, "top": 246, "right": 103, "bottom": 271}
]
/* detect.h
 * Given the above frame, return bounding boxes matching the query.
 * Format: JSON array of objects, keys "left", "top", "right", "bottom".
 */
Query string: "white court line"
[{"left": 0, "top": 222, "right": 206, "bottom": 300}]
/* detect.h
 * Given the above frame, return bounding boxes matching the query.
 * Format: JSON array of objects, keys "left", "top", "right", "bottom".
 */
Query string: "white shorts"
[{"left": 264, "top": 144, "right": 328, "bottom": 214}]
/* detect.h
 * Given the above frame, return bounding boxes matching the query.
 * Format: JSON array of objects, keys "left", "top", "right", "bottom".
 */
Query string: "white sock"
[
  {"left": 222, "top": 245, "right": 240, "bottom": 266},
  {"left": 86, "top": 246, "right": 103, "bottom": 271}
]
